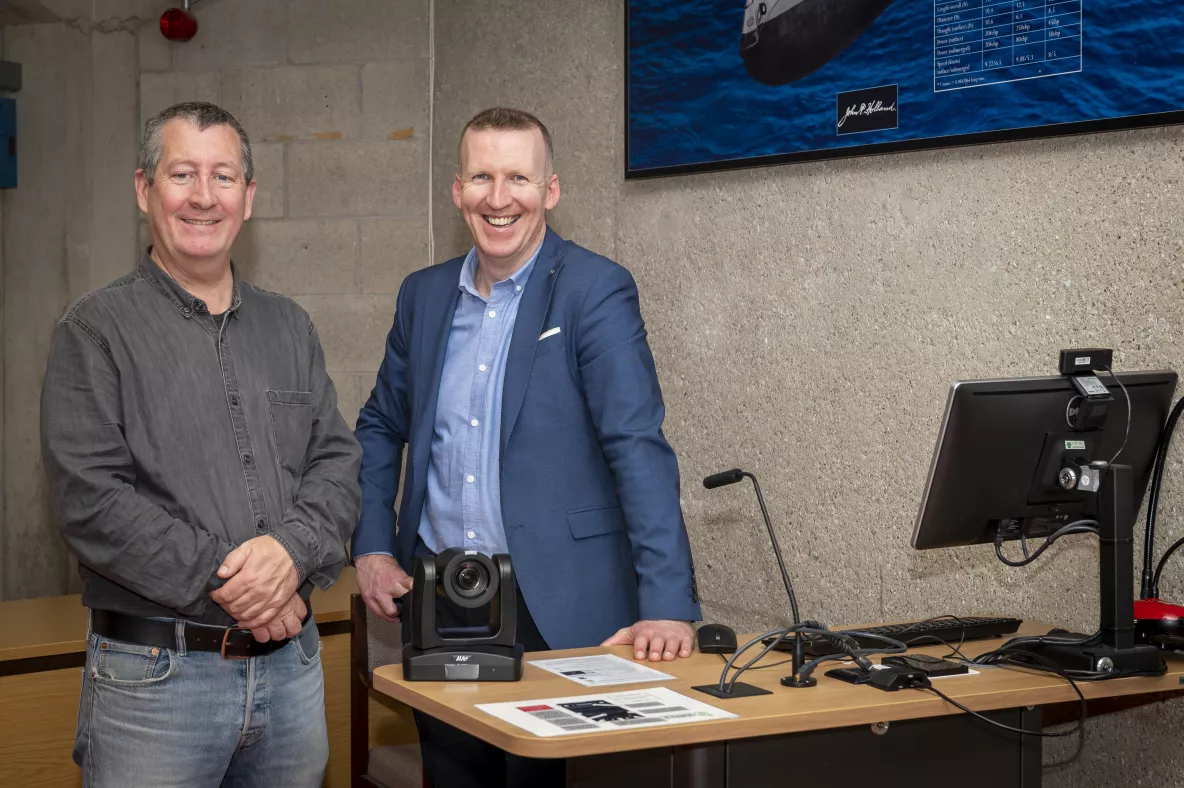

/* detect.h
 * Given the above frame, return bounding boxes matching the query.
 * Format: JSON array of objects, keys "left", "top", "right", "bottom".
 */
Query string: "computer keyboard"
[{"left": 764, "top": 616, "right": 1022, "bottom": 657}]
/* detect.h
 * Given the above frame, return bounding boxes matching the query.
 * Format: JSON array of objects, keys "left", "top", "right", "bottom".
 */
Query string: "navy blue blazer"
[{"left": 352, "top": 228, "right": 701, "bottom": 649}]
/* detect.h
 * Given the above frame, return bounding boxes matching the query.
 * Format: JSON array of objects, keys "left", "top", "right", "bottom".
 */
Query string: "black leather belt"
[{"left": 91, "top": 609, "right": 298, "bottom": 659}]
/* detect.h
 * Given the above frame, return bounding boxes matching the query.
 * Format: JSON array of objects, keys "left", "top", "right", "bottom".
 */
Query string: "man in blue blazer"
[{"left": 352, "top": 108, "right": 701, "bottom": 788}]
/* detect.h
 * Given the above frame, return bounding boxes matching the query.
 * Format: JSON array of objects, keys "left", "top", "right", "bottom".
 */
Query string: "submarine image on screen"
[{"left": 740, "top": 0, "right": 896, "bottom": 85}]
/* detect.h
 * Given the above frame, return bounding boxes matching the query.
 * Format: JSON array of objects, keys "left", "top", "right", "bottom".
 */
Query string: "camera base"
[{"left": 403, "top": 643, "right": 525, "bottom": 681}]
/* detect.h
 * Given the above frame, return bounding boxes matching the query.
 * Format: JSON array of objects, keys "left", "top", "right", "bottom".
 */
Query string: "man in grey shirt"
[{"left": 40, "top": 102, "right": 361, "bottom": 787}]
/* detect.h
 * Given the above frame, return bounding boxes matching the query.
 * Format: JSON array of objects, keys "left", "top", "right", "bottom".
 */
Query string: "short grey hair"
[{"left": 139, "top": 101, "right": 254, "bottom": 186}]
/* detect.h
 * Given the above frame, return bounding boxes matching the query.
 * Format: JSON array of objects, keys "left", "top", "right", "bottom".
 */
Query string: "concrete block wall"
[
  {"left": 2, "top": 4, "right": 144, "bottom": 600},
  {"left": 2, "top": 0, "right": 433, "bottom": 600},
  {"left": 139, "top": 0, "right": 433, "bottom": 434},
  {"left": 431, "top": 1, "right": 1184, "bottom": 783}
]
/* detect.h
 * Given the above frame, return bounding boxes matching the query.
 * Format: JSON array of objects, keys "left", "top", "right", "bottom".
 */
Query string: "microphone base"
[
  {"left": 691, "top": 682, "right": 773, "bottom": 699},
  {"left": 780, "top": 675, "right": 818, "bottom": 688}
]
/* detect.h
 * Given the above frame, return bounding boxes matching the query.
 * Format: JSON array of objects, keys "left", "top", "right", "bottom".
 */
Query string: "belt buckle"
[{"left": 220, "top": 627, "right": 251, "bottom": 660}]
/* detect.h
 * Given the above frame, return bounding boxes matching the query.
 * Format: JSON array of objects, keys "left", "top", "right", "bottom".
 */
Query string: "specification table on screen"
[{"left": 934, "top": 0, "right": 1082, "bottom": 91}]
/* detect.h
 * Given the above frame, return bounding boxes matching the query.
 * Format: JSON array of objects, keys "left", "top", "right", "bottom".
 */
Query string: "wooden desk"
[
  {"left": 373, "top": 623, "right": 1184, "bottom": 787},
  {"left": 0, "top": 569, "right": 358, "bottom": 788}
]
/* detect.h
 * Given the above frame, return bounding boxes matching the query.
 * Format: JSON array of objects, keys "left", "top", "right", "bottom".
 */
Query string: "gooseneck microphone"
[
  {"left": 703, "top": 468, "right": 800, "bottom": 626},
  {"left": 703, "top": 469, "right": 745, "bottom": 490}
]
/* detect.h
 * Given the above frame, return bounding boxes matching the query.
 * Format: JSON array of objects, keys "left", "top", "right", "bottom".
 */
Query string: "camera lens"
[
  {"left": 456, "top": 566, "right": 481, "bottom": 591},
  {"left": 451, "top": 560, "right": 488, "bottom": 598},
  {"left": 436, "top": 549, "right": 500, "bottom": 609}
]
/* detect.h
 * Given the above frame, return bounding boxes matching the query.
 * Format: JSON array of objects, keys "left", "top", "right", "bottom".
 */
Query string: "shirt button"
[
  {"left": 256, "top": 519, "right": 266, "bottom": 532},
  {"left": 479, "top": 364, "right": 487, "bottom": 372},
  {"left": 466, "top": 530, "right": 476, "bottom": 539},
  {"left": 515, "top": 285, "right": 521, "bottom": 292},
  {"left": 466, "top": 475, "right": 475, "bottom": 484},
  {"left": 242, "top": 453, "right": 253, "bottom": 467},
  {"left": 194, "top": 300, "right": 207, "bottom": 313},
  {"left": 181, "top": 307, "right": 193, "bottom": 317},
  {"left": 470, "top": 418, "right": 479, "bottom": 427},
  {"left": 488, "top": 310, "right": 496, "bottom": 318},
  {"left": 229, "top": 396, "right": 239, "bottom": 407}
]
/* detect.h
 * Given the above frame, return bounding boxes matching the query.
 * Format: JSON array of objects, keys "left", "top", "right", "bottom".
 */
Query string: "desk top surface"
[
  {"left": 373, "top": 622, "right": 1184, "bottom": 758},
  {"left": 0, "top": 567, "right": 355, "bottom": 663}
]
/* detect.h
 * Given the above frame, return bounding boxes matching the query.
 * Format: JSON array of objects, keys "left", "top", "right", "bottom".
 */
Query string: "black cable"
[
  {"left": 716, "top": 624, "right": 905, "bottom": 692},
  {"left": 920, "top": 681, "right": 1085, "bottom": 738},
  {"left": 1102, "top": 365, "right": 1131, "bottom": 466},
  {"left": 718, "top": 627, "right": 794, "bottom": 692},
  {"left": 994, "top": 520, "right": 1099, "bottom": 567},
  {"left": 1152, "top": 534, "right": 1184, "bottom": 596},
  {"left": 791, "top": 631, "right": 908, "bottom": 684},
  {"left": 896, "top": 633, "right": 971, "bottom": 661},
  {"left": 716, "top": 638, "right": 828, "bottom": 673},
  {"left": 716, "top": 644, "right": 804, "bottom": 673},
  {"left": 883, "top": 615, "right": 971, "bottom": 658},
  {"left": 971, "top": 631, "right": 1158, "bottom": 682},
  {"left": 748, "top": 656, "right": 796, "bottom": 671},
  {"left": 953, "top": 646, "right": 1090, "bottom": 736},
  {"left": 717, "top": 650, "right": 800, "bottom": 672},
  {"left": 1142, "top": 396, "right": 1184, "bottom": 596},
  {"left": 730, "top": 627, "right": 812, "bottom": 692},
  {"left": 989, "top": 630, "right": 1099, "bottom": 652}
]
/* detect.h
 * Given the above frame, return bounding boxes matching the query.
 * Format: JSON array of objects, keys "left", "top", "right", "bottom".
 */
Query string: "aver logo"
[
  {"left": 835, "top": 84, "right": 899, "bottom": 135},
  {"left": 453, "top": 655, "right": 471, "bottom": 662}
]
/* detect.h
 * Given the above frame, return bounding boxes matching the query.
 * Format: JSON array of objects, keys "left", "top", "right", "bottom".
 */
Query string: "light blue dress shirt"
[{"left": 415, "top": 243, "right": 541, "bottom": 556}]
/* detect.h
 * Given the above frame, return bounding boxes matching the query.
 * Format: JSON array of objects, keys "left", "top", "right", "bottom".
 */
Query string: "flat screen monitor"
[{"left": 912, "top": 371, "right": 1177, "bottom": 550}]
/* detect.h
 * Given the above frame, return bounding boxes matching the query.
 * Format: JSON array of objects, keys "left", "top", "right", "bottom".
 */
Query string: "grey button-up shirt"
[{"left": 41, "top": 252, "right": 362, "bottom": 625}]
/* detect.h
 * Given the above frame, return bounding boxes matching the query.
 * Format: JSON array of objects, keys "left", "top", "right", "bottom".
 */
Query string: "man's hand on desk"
[
  {"left": 602, "top": 620, "right": 694, "bottom": 662},
  {"left": 355, "top": 554, "right": 414, "bottom": 624},
  {"left": 210, "top": 535, "right": 299, "bottom": 627}
]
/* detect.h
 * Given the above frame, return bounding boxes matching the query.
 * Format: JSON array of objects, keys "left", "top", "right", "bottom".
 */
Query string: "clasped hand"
[{"left": 209, "top": 535, "right": 302, "bottom": 642}]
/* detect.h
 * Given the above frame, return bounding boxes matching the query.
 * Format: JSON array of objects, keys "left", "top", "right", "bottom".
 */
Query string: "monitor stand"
[{"left": 1008, "top": 464, "right": 1166, "bottom": 677}]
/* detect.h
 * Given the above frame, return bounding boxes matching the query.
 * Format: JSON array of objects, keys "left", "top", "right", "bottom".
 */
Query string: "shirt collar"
[
  {"left": 458, "top": 241, "right": 543, "bottom": 300},
  {"left": 138, "top": 246, "right": 243, "bottom": 319}
]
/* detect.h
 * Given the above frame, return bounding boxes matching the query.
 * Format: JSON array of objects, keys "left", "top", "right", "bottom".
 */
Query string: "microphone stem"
[{"left": 745, "top": 472, "right": 801, "bottom": 625}]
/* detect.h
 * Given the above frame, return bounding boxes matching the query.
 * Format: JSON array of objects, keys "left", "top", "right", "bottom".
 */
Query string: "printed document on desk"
[
  {"left": 476, "top": 687, "right": 736, "bottom": 737},
  {"left": 528, "top": 654, "right": 675, "bottom": 687}
]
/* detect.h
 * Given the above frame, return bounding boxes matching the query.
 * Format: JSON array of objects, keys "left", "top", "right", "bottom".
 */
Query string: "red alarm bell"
[{"left": 160, "top": 5, "right": 198, "bottom": 42}]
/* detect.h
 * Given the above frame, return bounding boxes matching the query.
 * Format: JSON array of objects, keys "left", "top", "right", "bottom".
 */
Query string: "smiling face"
[
  {"left": 135, "top": 118, "right": 255, "bottom": 271},
  {"left": 452, "top": 127, "right": 560, "bottom": 275}
]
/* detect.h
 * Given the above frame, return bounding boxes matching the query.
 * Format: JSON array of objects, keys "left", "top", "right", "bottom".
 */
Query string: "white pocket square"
[{"left": 539, "top": 326, "right": 562, "bottom": 341}]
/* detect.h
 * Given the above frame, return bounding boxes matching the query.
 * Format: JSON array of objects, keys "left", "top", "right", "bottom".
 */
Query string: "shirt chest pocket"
[{"left": 267, "top": 390, "right": 314, "bottom": 477}]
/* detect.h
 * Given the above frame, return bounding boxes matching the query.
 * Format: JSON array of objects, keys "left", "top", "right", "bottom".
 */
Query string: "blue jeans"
[{"left": 73, "top": 617, "right": 328, "bottom": 787}]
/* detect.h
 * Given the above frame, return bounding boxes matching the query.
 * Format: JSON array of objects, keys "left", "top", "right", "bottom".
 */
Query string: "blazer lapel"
[{"left": 500, "top": 229, "right": 567, "bottom": 458}]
